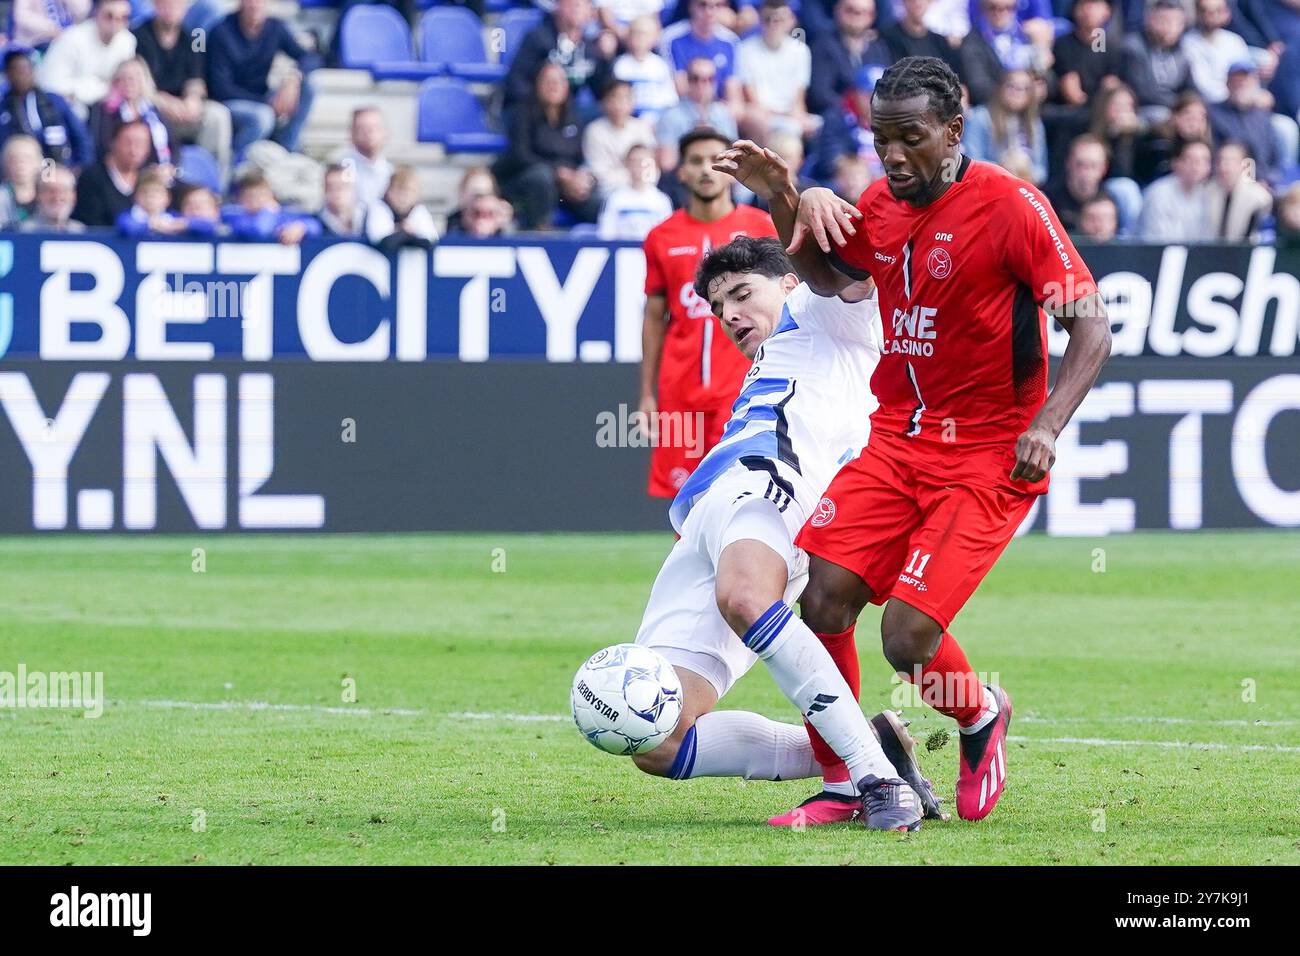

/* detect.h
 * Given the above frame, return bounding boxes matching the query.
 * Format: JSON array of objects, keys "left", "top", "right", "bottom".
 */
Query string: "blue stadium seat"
[
  {"left": 338, "top": 5, "right": 441, "bottom": 81},
  {"left": 416, "top": 78, "right": 508, "bottom": 152},
  {"left": 498, "top": 7, "right": 544, "bottom": 65},
  {"left": 419, "top": 7, "right": 508, "bottom": 82},
  {"left": 176, "top": 145, "right": 223, "bottom": 193}
]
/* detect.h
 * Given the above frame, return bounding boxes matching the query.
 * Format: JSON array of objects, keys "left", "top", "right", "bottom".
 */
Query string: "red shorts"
[
  {"left": 647, "top": 399, "right": 731, "bottom": 499},
  {"left": 796, "top": 434, "right": 1038, "bottom": 630}
]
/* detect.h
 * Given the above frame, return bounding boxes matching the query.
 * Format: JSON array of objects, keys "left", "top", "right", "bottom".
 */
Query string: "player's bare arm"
[
  {"left": 1011, "top": 293, "right": 1113, "bottom": 484},
  {"left": 639, "top": 293, "right": 668, "bottom": 435},
  {"left": 712, "top": 141, "right": 856, "bottom": 297}
]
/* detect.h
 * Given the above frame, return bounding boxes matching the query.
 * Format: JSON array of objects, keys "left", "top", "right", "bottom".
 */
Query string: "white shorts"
[{"left": 635, "top": 464, "right": 810, "bottom": 700}]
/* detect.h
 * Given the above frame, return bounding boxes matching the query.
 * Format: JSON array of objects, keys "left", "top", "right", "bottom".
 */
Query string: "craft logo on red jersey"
[
  {"left": 811, "top": 497, "right": 837, "bottom": 527},
  {"left": 926, "top": 247, "right": 953, "bottom": 280}
]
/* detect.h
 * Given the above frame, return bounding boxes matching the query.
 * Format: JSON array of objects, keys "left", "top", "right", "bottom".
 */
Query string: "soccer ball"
[{"left": 570, "top": 644, "right": 682, "bottom": 755}]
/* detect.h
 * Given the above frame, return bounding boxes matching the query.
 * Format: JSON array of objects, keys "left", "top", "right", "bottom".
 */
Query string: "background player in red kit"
[
  {"left": 640, "top": 128, "right": 777, "bottom": 498},
  {"left": 714, "top": 57, "right": 1113, "bottom": 823}
]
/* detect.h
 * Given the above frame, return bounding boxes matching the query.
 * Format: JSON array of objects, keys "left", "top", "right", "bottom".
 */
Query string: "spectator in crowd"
[
  {"left": 207, "top": 0, "right": 318, "bottom": 155},
  {"left": 506, "top": 0, "right": 617, "bottom": 108},
  {"left": 922, "top": 0, "right": 972, "bottom": 41},
  {"left": 12, "top": 0, "right": 93, "bottom": 50},
  {"left": 177, "top": 184, "right": 225, "bottom": 235},
  {"left": 831, "top": 152, "right": 873, "bottom": 199},
  {"left": 0, "top": 135, "right": 45, "bottom": 228},
  {"left": 1269, "top": 0, "right": 1300, "bottom": 119},
  {"left": 318, "top": 162, "right": 367, "bottom": 238},
  {"left": 736, "top": 0, "right": 817, "bottom": 140},
  {"left": 963, "top": 68, "right": 1048, "bottom": 183},
  {"left": 334, "top": 107, "right": 393, "bottom": 211},
  {"left": 133, "top": 0, "right": 233, "bottom": 185},
  {"left": 1089, "top": 82, "right": 1149, "bottom": 183},
  {"left": 1183, "top": 0, "right": 1256, "bottom": 103},
  {"left": 584, "top": 79, "right": 656, "bottom": 196},
  {"left": 443, "top": 166, "right": 506, "bottom": 233},
  {"left": 613, "top": 15, "right": 679, "bottom": 125},
  {"left": 1046, "top": 133, "right": 1126, "bottom": 232},
  {"left": 1205, "top": 139, "right": 1273, "bottom": 239},
  {"left": 223, "top": 170, "right": 321, "bottom": 243},
  {"left": 598, "top": 143, "right": 674, "bottom": 238},
  {"left": 881, "top": 0, "right": 963, "bottom": 70},
  {"left": 655, "top": 56, "right": 738, "bottom": 173},
  {"left": 1208, "top": 60, "right": 1286, "bottom": 184},
  {"left": 19, "top": 164, "right": 85, "bottom": 233},
  {"left": 1122, "top": 0, "right": 1196, "bottom": 122},
  {"left": 448, "top": 190, "right": 518, "bottom": 238},
  {"left": 1138, "top": 137, "right": 1213, "bottom": 240},
  {"left": 495, "top": 62, "right": 601, "bottom": 229},
  {"left": 808, "top": 0, "right": 893, "bottom": 115},
  {"left": 967, "top": 0, "right": 1054, "bottom": 51},
  {"left": 116, "top": 163, "right": 189, "bottom": 236},
  {"left": 0, "top": 49, "right": 95, "bottom": 170},
  {"left": 1075, "top": 193, "right": 1120, "bottom": 241},
  {"left": 1136, "top": 88, "right": 1212, "bottom": 180},
  {"left": 72, "top": 119, "right": 155, "bottom": 225},
  {"left": 1052, "top": 0, "right": 1125, "bottom": 110},
  {"left": 597, "top": 0, "right": 667, "bottom": 42},
  {"left": 88, "top": 58, "right": 177, "bottom": 166},
  {"left": 36, "top": 0, "right": 137, "bottom": 116},
  {"left": 960, "top": 0, "right": 1044, "bottom": 106},
  {"left": 663, "top": 0, "right": 742, "bottom": 111},
  {"left": 810, "top": 63, "right": 885, "bottom": 182},
  {"left": 365, "top": 166, "right": 438, "bottom": 252},
  {"left": 1275, "top": 182, "right": 1300, "bottom": 248}
]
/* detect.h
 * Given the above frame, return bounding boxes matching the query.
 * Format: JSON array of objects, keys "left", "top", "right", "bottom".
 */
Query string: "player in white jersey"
[{"left": 627, "top": 236, "right": 945, "bottom": 831}]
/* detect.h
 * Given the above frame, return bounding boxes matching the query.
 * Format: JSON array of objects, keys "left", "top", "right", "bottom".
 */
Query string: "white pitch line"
[
  {"left": 134, "top": 699, "right": 424, "bottom": 717},
  {"left": 1007, "top": 735, "right": 1300, "bottom": 754},
  {"left": 1018, "top": 715, "right": 1300, "bottom": 728},
  {"left": 116, "top": 704, "right": 1300, "bottom": 753}
]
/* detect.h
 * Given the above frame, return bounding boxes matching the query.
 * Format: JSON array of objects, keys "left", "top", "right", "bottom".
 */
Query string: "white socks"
[
  {"left": 742, "top": 601, "right": 897, "bottom": 788},
  {"left": 668, "top": 710, "right": 821, "bottom": 780}
]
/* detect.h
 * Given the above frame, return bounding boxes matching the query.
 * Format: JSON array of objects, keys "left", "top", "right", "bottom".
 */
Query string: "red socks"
[
  {"left": 911, "top": 631, "right": 985, "bottom": 727},
  {"left": 804, "top": 624, "right": 859, "bottom": 780}
]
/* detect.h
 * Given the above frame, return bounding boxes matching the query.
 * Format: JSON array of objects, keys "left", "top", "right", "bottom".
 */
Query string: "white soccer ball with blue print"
[{"left": 571, "top": 644, "right": 682, "bottom": 755}]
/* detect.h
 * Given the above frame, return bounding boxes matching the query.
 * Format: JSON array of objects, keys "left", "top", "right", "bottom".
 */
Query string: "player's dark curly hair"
[
  {"left": 693, "top": 237, "right": 794, "bottom": 302},
  {"left": 873, "top": 56, "right": 963, "bottom": 124}
]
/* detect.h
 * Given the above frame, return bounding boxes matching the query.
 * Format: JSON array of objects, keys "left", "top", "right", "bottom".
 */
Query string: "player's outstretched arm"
[
  {"left": 1011, "top": 293, "right": 1113, "bottom": 483},
  {"left": 712, "top": 142, "right": 855, "bottom": 297}
]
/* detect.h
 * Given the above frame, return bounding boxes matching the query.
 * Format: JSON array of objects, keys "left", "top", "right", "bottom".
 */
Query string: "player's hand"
[
  {"left": 788, "top": 187, "right": 861, "bottom": 254},
  {"left": 711, "top": 140, "right": 791, "bottom": 200},
  {"left": 637, "top": 393, "right": 658, "bottom": 445},
  {"left": 1011, "top": 424, "right": 1056, "bottom": 483}
]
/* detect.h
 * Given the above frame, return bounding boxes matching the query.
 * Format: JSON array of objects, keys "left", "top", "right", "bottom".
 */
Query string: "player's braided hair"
[
  {"left": 693, "top": 237, "right": 794, "bottom": 303},
  {"left": 872, "top": 56, "right": 963, "bottom": 124}
]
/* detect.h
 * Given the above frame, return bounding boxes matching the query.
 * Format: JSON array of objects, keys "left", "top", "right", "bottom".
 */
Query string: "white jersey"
[{"left": 669, "top": 282, "right": 882, "bottom": 533}]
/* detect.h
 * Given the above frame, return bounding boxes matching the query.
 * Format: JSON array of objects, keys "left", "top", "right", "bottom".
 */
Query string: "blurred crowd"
[{"left": 0, "top": 0, "right": 1298, "bottom": 247}]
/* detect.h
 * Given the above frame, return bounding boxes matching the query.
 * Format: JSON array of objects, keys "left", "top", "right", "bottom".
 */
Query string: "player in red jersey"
[
  {"left": 714, "top": 56, "right": 1112, "bottom": 823},
  {"left": 640, "top": 128, "right": 778, "bottom": 498}
]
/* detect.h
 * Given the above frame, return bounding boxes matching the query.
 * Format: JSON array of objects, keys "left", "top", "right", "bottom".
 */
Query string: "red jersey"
[
  {"left": 643, "top": 205, "right": 777, "bottom": 408},
  {"left": 829, "top": 157, "right": 1096, "bottom": 449}
]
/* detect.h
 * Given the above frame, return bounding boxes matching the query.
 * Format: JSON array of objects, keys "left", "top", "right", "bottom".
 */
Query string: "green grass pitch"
[{"left": 0, "top": 531, "right": 1296, "bottom": 866}]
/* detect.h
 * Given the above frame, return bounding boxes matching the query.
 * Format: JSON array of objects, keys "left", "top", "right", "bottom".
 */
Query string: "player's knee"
[
  {"left": 880, "top": 601, "right": 942, "bottom": 672},
  {"left": 798, "top": 576, "right": 861, "bottom": 635},
  {"left": 631, "top": 716, "right": 694, "bottom": 778},
  {"left": 714, "top": 579, "right": 777, "bottom": 637}
]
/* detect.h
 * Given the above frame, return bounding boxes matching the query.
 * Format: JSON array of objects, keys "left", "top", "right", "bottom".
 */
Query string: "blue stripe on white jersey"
[{"left": 666, "top": 286, "right": 879, "bottom": 533}]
